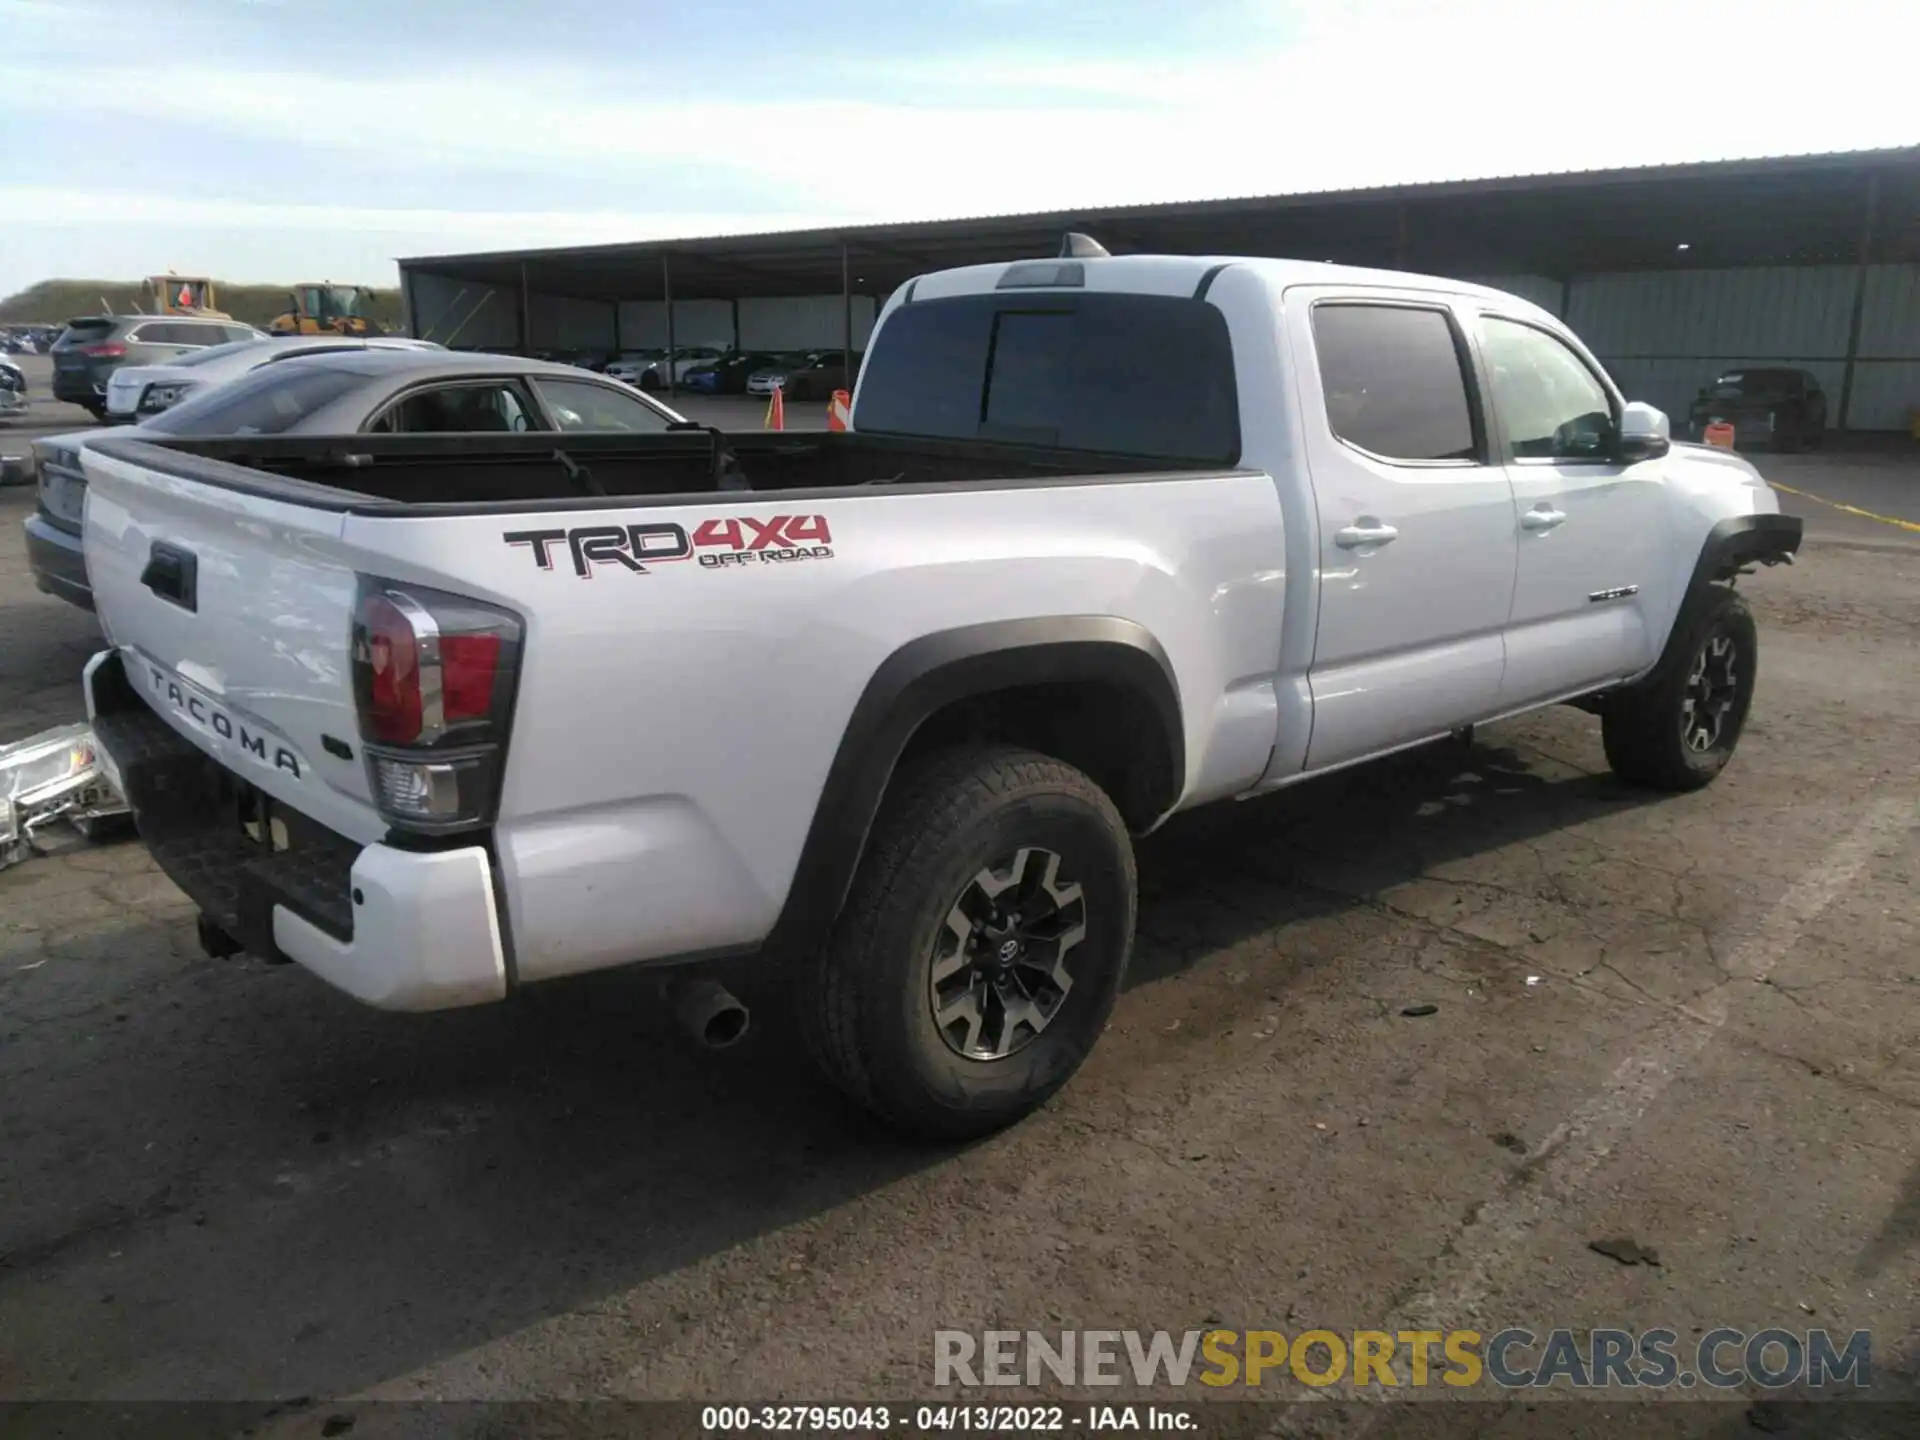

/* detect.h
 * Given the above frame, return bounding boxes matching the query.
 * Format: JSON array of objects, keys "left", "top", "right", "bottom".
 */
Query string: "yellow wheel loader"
[{"left": 269, "top": 283, "right": 384, "bottom": 337}]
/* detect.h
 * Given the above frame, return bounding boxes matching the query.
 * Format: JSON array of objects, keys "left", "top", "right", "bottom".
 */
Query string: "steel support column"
[
  {"left": 663, "top": 252, "right": 677, "bottom": 400},
  {"left": 1836, "top": 172, "right": 1880, "bottom": 433},
  {"left": 518, "top": 262, "right": 531, "bottom": 353},
  {"left": 841, "top": 239, "right": 854, "bottom": 385}
]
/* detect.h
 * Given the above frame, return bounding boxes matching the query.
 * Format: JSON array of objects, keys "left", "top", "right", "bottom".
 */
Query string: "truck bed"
[{"left": 85, "top": 429, "right": 1215, "bottom": 512}]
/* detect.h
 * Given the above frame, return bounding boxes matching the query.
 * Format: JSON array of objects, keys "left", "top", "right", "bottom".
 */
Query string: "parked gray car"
[
  {"left": 50, "top": 314, "right": 264, "bottom": 418},
  {"left": 0, "top": 356, "right": 25, "bottom": 419},
  {"left": 27, "top": 349, "right": 689, "bottom": 610},
  {"left": 104, "top": 335, "right": 444, "bottom": 421}
]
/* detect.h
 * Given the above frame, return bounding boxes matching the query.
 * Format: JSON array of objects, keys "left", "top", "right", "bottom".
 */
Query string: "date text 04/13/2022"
[{"left": 698, "top": 1404, "right": 1197, "bottom": 1432}]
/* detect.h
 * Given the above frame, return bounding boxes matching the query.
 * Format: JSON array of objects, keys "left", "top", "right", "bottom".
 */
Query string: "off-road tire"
[
  {"left": 797, "top": 745, "right": 1136, "bottom": 1141},
  {"left": 1602, "top": 585, "right": 1757, "bottom": 792}
]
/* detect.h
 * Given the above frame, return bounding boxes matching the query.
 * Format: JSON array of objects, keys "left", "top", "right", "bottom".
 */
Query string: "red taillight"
[
  {"left": 360, "top": 593, "right": 423, "bottom": 743},
  {"left": 441, "top": 633, "right": 502, "bottom": 724},
  {"left": 79, "top": 342, "right": 126, "bottom": 358},
  {"left": 350, "top": 580, "right": 523, "bottom": 833}
]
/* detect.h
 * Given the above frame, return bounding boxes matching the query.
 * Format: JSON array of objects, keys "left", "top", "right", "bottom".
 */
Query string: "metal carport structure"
[{"left": 399, "top": 146, "right": 1920, "bottom": 428}]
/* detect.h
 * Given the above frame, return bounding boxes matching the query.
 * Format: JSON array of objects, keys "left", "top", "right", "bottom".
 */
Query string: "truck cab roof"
[{"left": 903, "top": 252, "right": 1558, "bottom": 323}]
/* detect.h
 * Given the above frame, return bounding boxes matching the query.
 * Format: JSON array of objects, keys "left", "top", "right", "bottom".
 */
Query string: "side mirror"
[{"left": 1617, "top": 401, "right": 1670, "bottom": 462}]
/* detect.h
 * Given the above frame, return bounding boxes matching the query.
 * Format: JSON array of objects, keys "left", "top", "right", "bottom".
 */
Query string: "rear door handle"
[
  {"left": 1521, "top": 506, "right": 1568, "bottom": 532},
  {"left": 1334, "top": 522, "right": 1399, "bottom": 549},
  {"left": 141, "top": 540, "right": 198, "bottom": 613}
]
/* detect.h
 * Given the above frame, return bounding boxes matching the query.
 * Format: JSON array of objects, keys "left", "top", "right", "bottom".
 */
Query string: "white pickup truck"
[{"left": 78, "top": 247, "right": 1800, "bottom": 1139}]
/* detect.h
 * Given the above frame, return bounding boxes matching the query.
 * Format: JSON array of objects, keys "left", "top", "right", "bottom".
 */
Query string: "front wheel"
[
  {"left": 797, "top": 745, "right": 1137, "bottom": 1141},
  {"left": 1602, "top": 585, "right": 1757, "bottom": 792}
]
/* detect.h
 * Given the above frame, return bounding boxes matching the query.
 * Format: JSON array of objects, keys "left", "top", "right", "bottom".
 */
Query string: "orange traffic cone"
[
  {"left": 827, "top": 388, "right": 851, "bottom": 432},
  {"left": 765, "top": 384, "right": 785, "bottom": 431}
]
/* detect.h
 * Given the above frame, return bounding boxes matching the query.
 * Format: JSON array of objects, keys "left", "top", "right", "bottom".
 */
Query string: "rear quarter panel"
[{"left": 346, "top": 475, "right": 1287, "bottom": 980}]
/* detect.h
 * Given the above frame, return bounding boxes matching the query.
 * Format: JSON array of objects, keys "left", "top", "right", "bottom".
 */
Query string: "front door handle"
[
  {"left": 1520, "top": 506, "right": 1568, "bottom": 532},
  {"left": 1334, "top": 521, "right": 1399, "bottom": 549}
]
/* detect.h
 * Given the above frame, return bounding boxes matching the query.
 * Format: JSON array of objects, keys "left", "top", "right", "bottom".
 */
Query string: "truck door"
[
  {"left": 1473, "top": 311, "right": 1666, "bottom": 709},
  {"left": 1286, "top": 291, "right": 1518, "bottom": 771}
]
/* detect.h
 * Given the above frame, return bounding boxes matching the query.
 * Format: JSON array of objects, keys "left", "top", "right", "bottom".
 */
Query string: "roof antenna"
[{"left": 1059, "top": 232, "right": 1110, "bottom": 259}]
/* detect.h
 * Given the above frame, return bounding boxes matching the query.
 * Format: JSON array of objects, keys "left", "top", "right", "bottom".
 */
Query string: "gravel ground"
[{"left": 1, "top": 379, "right": 1917, "bottom": 1439}]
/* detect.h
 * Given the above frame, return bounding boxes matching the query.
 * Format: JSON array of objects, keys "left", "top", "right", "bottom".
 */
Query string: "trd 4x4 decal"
[
  {"left": 689, "top": 515, "right": 833, "bottom": 570},
  {"left": 504, "top": 514, "right": 835, "bottom": 577}
]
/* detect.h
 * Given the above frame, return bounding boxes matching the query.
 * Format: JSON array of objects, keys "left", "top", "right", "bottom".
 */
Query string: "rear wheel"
[
  {"left": 1602, "top": 585, "right": 1757, "bottom": 792},
  {"left": 797, "top": 745, "right": 1136, "bottom": 1141}
]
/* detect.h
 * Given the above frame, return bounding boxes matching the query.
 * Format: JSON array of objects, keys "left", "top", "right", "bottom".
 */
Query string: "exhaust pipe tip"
[{"left": 672, "top": 977, "right": 750, "bottom": 1049}]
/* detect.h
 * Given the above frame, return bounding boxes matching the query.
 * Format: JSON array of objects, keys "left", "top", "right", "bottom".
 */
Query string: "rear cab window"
[{"left": 855, "top": 291, "right": 1240, "bottom": 463}]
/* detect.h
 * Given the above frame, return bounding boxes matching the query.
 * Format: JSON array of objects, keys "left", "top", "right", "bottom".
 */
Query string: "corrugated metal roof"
[
  {"left": 398, "top": 145, "right": 1920, "bottom": 305},
  {"left": 399, "top": 145, "right": 1920, "bottom": 269}
]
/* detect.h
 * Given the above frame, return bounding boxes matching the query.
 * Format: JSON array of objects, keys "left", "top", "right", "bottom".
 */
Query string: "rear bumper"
[
  {"left": 52, "top": 370, "right": 107, "bottom": 403},
  {"left": 84, "top": 650, "right": 507, "bottom": 1011},
  {"left": 24, "top": 512, "right": 93, "bottom": 610}
]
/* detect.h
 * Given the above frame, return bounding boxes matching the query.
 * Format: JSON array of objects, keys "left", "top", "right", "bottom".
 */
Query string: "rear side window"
[
  {"left": 366, "top": 380, "right": 541, "bottom": 434},
  {"left": 1310, "top": 304, "right": 1477, "bottom": 463},
  {"left": 142, "top": 363, "right": 366, "bottom": 436},
  {"left": 531, "top": 377, "right": 672, "bottom": 433},
  {"left": 855, "top": 293, "right": 1239, "bottom": 462},
  {"left": 131, "top": 322, "right": 196, "bottom": 346},
  {"left": 174, "top": 339, "right": 265, "bottom": 368}
]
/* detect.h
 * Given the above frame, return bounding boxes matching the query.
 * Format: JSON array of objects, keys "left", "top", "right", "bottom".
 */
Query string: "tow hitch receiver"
[{"left": 197, "top": 913, "right": 244, "bottom": 960}]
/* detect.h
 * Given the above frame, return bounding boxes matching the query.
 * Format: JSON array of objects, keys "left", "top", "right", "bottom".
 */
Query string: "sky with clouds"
[{"left": 2, "top": 0, "right": 1914, "bottom": 297}]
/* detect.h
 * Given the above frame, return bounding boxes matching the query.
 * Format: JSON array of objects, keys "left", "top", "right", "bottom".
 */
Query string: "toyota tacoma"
[{"left": 76, "top": 245, "right": 1801, "bottom": 1139}]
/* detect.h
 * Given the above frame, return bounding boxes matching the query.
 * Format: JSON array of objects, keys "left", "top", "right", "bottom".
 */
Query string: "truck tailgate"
[{"left": 81, "top": 444, "right": 386, "bottom": 846}]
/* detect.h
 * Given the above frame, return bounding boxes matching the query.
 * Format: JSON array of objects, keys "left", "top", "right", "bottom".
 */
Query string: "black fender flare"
[
  {"left": 1692, "top": 512, "right": 1802, "bottom": 589},
  {"left": 761, "top": 616, "right": 1184, "bottom": 959},
  {"left": 1640, "top": 512, "right": 1803, "bottom": 683}
]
